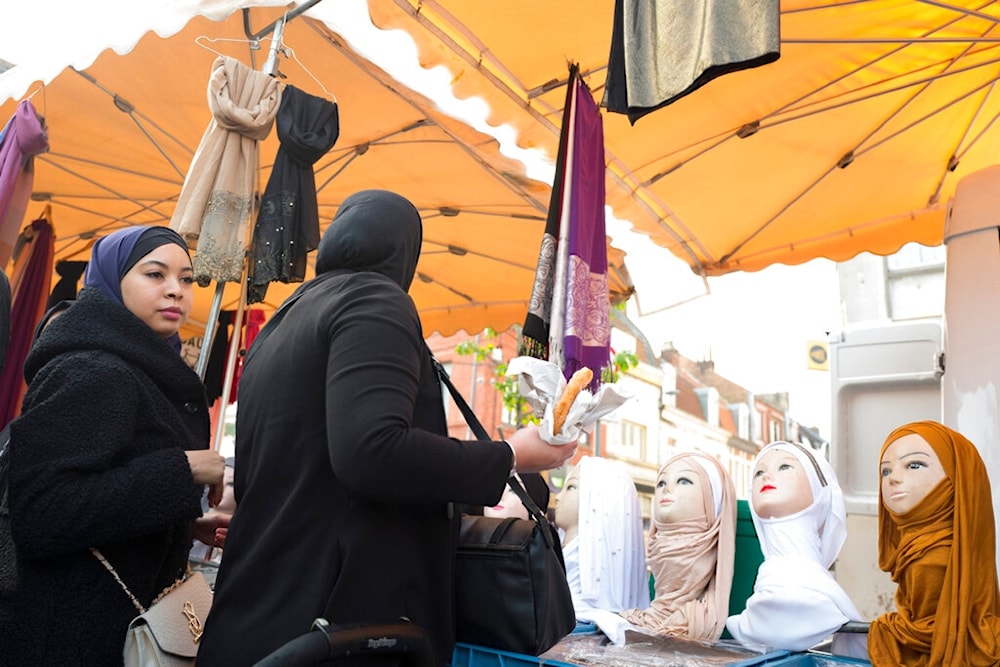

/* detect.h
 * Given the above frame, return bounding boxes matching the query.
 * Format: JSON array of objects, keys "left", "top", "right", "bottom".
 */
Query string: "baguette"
[{"left": 552, "top": 367, "right": 593, "bottom": 435}]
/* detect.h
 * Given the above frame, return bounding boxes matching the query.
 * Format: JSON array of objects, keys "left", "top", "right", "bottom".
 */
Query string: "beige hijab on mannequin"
[{"left": 620, "top": 451, "right": 736, "bottom": 640}]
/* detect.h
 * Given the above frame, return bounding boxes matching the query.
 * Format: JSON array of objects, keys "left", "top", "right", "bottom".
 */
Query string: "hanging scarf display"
[
  {"left": 0, "top": 100, "right": 49, "bottom": 267},
  {"left": 519, "top": 65, "right": 576, "bottom": 363},
  {"left": 0, "top": 215, "right": 54, "bottom": 426},
  {"left": 247, "top": 85, "right": 340, "bottom": 304},
  {"left": 602, "top": 0, "right": 780, "bottom": 124},
  {"left": 562, "top": 77, "right": 611, "bottom": 388},
  {"left": 170, "top": 56, "right": 281, "bottom": 286},
  {"left": 519, "top": 66, "right": 610, "bottom": 390}
]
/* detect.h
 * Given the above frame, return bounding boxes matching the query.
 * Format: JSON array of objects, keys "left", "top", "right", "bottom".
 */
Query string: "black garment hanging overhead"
[
  {"left": 247, "top": 85, "right": 339, "bottom": 304},
  {"left": 602, "top": 0, "right": 780, "bottom": 124}
]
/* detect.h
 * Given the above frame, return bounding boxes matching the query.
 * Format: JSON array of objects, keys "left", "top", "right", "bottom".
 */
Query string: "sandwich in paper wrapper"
[{"left": 506, "top": 356, "right": 632, "bottom": 445}]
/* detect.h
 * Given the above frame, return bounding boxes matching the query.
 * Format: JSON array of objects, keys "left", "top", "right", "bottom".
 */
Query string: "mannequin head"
[
  {"left": 879, "top": 433, "right": 947, "bottom": 515},
  {"left": 751, "top": 447, "right": 813, "bottom": 519},
  {"left": 557, "top": 456, "right": 649, "bottom": 616},
  {"left": 624, "top": 451, "right": 737, "bottom": 640},
  {"left": 216, "top": 460, "right": 237, "bottom": 515},
  {"left": 870, "top": 421, "right": 999, "bottom": 666},
  {"left": 554, "top": 465, "right": 580, "bottom": 544},
  {"left": 484, "top": 481, "right": 530, "bottom": 520},
  {"left": 654, "top": 458, "right": 710, "bottom": 524}
]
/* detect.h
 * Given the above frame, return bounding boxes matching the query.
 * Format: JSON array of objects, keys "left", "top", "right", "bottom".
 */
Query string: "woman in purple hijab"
[{"left": 1, "top": 225, "right": 227, "bottom": 665}]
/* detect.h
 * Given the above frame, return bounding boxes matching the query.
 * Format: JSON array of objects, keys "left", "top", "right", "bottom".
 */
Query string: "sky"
[
  {"left": 611, "top": 229, "right": 843, "bottom": 437},
  {"left": 312, "top": 4, "right": 846, "bottom": 437}
]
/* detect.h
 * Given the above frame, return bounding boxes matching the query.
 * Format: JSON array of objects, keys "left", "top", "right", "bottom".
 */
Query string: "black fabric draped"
[
  {"left": 247, "top": 85, "right": 339, "bottom": 304},
  {"left": 603, "top": 0, "right": 780, "bottom": 125},
  {"left": 46, "top": 260, "right": 87, "bottom": 308},
  {"left": 518, "top": 64, "right": 578, "bottom": 360}
]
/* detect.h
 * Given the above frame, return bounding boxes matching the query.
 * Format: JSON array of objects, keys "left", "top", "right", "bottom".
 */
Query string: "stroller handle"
[{"left": 252, "top": 619, "right": 436, "bottom": 667}]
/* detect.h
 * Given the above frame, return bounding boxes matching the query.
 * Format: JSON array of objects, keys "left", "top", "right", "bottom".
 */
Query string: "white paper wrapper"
[{"left": 506, "top": 356, "right": 633, "bottom": 445}]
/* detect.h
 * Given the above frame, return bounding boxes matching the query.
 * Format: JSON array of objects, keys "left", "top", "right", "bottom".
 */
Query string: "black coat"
[
  {"left": 197, "top": 191, "right": 513, "bottom": 667},
  {"left": 0, "top": 288, "right": 209, "bottom": 665}
]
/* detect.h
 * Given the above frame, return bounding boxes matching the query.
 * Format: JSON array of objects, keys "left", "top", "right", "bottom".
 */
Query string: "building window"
[
  {"left": 728, "top": 450, "right": 754, "bottom": 499},
  {"left": 734, "top": 404, "right": 750, "bottom": 440},
  {"left": 769, "top": 418, "right": 783, "bottom": 443},
  {"left": 607, "top": 420, "right": 646, "bottom": 461},
  {"left": 755, "top": 410, "right": 765, "bottom": 443}
]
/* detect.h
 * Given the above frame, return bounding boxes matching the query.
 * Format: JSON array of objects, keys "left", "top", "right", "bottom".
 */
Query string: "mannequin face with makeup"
[
  {"left": 484, "top": 482, "right": 530, "bottom": 520},
  {"left": 654, "top": 459, "right": 707, "bottom": 524},
  {"left": 554, "top": 466, "right": 580, "bottom": 543},
  {"left": 880, "top": 433, "right": 947, "bottom": 515},
  {"left": 751, "top": 449, "right": 813, "bottom": 519}
]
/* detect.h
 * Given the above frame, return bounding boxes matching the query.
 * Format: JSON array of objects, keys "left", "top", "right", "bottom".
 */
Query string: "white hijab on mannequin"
[
  {"left": 559, "top": 456, "right": 650, "bottom": 643},
  {"left": 726, "top": 441, "right": 867, "bottom": 659}
]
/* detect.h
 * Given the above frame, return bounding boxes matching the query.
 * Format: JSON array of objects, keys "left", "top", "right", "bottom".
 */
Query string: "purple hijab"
[{"left": 83, "top": 226, "right": 190, "bottom": 350}]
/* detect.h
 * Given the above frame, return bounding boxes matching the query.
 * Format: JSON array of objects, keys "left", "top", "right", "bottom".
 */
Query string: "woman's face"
[
  {"left": 120, "top": 243, "right": 194, "bottom": 339},
  {"left": 654, "top": 459, "right": 707, "bottom": 524},
  {"left": 751, "top": 449, "right": 813, "bottom": 519},
  {"left": 880, "top": 433, "right": 947, "bottom": 515},
  {"left": 554, "top": 467, "right": 580, "bottom": 533}
]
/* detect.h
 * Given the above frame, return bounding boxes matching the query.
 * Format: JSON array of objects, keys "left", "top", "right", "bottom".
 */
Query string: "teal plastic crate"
[
  {"left": 754, "top": 654, "right": 870, "bottom": 666},
  {"left": 451, "top": 642, "right": 574, "bottom": 667}
]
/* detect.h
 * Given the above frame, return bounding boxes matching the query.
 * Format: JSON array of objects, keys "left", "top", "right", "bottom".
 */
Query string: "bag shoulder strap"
[
  {"left": 431, "top": 355, "right": 553, "bottom": 542},
  {"left": 91, "top": 547, "right": 145, "bottom": 614},
  {"left": 431, "top": 356, "right": 490, "bottom": 441}
]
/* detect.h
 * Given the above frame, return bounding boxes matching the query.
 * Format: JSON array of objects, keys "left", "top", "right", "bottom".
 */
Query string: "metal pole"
[
  {"left": 213, "top": 275, "right": 247, "bottom": 452},
  {"left": 195, "top": 283, "right": 225, "bottom": 380}
]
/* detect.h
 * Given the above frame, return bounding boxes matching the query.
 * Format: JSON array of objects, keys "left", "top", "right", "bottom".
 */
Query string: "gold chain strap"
[
  {"left": 91, "top": 547, "right": 145, "bottom": 614},
  {"left": 91, "top": 547, "right": 191, "bottom": 612}
]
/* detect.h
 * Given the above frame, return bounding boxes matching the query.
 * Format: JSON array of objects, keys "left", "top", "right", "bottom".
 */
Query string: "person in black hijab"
[{"left": 197, "top": 190, "right": 577, "bottom": 667}]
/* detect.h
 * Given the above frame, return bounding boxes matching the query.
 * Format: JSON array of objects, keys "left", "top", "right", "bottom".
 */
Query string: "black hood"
[{"left": 315, "top": 190, "right": 422, "bottom": 292}]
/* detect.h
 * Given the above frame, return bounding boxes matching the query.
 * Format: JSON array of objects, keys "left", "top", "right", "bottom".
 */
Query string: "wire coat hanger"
[
  {"left": 195, "top": 34, "right": 263, "bottom": 61},
  {"left": 281, "top": 44, "right": 338, "bottom": 103}
]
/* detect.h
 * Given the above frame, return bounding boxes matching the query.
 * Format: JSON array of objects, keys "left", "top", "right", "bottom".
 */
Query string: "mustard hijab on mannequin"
[{"left": 868, "top": 421, "right": 1000, "bottom": 666}]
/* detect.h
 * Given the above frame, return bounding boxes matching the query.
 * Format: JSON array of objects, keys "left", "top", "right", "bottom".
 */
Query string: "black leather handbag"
[{"left": 434, "top": 359, "right": 576, "bottom": 656}]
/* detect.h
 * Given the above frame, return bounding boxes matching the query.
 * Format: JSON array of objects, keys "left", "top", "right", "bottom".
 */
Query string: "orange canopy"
[
  {"left": 367, "top": 0, "right": 1000, "bottom": 275},
  {"left": 0, "top": 2, "right": 631, "bottom": 338}
]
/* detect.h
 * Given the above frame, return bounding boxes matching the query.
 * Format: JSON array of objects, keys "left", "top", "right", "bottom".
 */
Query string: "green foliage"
[
  {"left": 454, "top": 328, "right": 498, "bottom": 361},
  {"left": 602, "top": 349, "right": 639, "bottom": 383},
  {"left": 454, "top": 328, "right": 537, "bottom": 426}
]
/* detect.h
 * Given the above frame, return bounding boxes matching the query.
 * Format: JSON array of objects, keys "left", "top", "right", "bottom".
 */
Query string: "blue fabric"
[{"left": 82, "top": 227, "right": 149, "bottom": 305}]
